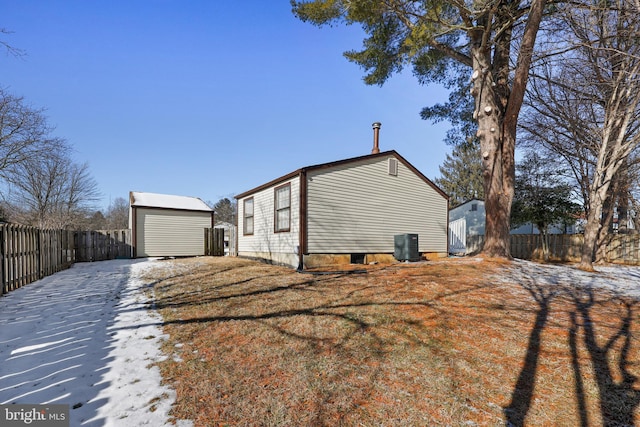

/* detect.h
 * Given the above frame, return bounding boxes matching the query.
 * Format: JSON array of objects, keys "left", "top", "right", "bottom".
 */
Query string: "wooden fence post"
[{"left": 0, "top": 224, "right": 5, "bottom": 295}]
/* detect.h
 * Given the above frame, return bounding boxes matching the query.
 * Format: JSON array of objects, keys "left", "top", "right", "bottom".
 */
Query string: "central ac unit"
[{"left": 394, "top": 234, "right": 420, "bottom": 261}]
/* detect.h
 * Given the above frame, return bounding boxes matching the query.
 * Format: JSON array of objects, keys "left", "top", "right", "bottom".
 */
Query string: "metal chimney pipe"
[{"left": 372, "top": 122, "right": 381, "bottom": 154}]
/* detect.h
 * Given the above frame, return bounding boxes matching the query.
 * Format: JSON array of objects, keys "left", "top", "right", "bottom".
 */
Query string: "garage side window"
[
  {"left": 274, "top": 184, "right": 291, "bottom": 232},
  {"left": 243, "top": 198, "right": 254, "bottom": 235}
]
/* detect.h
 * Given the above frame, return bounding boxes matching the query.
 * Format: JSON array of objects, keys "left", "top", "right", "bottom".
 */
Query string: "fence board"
[
  {"left": 204, "top": 228, "right": 226, "bottom": 256},
  {"left": 1, "top": 224, "right": 75, "bottom": 295},
  {"left": 0, "top": 225, "right": 133, "bottom": 296},
  {"left": 74, "top": 229, "right": 131, "bottom": 262},
  {"left": 464, "top": 233, "right": 640, "bottom": 264}
]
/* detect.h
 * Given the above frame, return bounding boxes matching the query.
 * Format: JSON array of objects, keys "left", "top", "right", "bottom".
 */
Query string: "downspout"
[
  {"left": 234, "top": 199, "right": 239, "bottom": 257},
  {"left": 446, "top": 198, "right": 450, "bottom": 256},
  {"left": 298, "top": 169, "right": 308, "bottom": 271}
]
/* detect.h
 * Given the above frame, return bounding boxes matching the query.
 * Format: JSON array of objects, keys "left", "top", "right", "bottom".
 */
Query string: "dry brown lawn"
[{"left": 142, "top": 256, "right": 640, "bottom": 426}]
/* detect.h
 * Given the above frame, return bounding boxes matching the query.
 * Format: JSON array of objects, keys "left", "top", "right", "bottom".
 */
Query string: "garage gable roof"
[{"left": 130, "top": 191, "right": 212, "bottom": 212}]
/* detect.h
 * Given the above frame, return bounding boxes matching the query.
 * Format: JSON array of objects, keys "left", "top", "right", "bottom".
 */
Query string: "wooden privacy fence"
[
  {"left": 509, "top": 234, "right": 583, "bottom": 261},
  {"left": 1, "top": 224, "right": 75, "bottom": 295},
  {"left": 467, "top": 233, "right": 640, "bottom": 265},
  {"left": 204, "top": 228, "right": 225, "bottom": 256},
  {"left": 75, "top": 229, "right": 131, "bottom": 262},
  {"left": 1, "top": 225, "right": 132, "bottom": 296}
]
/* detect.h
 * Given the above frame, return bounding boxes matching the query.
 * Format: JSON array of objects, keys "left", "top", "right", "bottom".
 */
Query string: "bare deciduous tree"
[
  {"left": 0, "top": 88, "right": 62, "bottom": 184},
  {"left": 105, "top": 197, "right": 130, "bottom": 229},
  {"left": 576, "top": 2, "right": 640, "bottom": 269},
  {"left": 7, "top": 149, "right": 100, "bottom": 229},
  {"left": 1, "top": 27, "right": 25, "bottom": 58},
  {"left": 1, "top": 87, "right": 102, "bottom": 229},
  {"left": 521, "top": 0, "right": 640, "bottom": 269}
]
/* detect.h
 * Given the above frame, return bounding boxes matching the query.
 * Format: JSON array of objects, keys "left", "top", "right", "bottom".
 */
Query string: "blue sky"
[{"left": 3, "top": 0, "right": 452, "bottom": 210}]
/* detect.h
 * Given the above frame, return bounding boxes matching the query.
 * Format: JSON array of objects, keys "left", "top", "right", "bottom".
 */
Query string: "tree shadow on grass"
[
  {"left": 568, "top": 287, "right": 640, "bottom": 427},
  {"left": 114, "top": 260, "right": 499, "bottom": 425},
  {"left": 504, "top": 266, "right": 640, "bottom": 427},
  {"left": 503, "top": 280, "right": 558, "bottom": 426}
]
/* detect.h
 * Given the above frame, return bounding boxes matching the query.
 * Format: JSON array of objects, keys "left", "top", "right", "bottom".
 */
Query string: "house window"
[
  {"left": 243, "top": 198, "right": 254, "bottom": 235},
  {"left": 471, "top": 203, "right": 478, "bottom": 212},
  {"left": 274, "top": 184, "right": 291, "bottom": 232}
]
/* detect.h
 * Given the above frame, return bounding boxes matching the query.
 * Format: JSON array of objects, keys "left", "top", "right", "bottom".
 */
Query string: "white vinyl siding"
[
  {"left": 306, "top": 155, "right": 447, "bottom": 254},
  {"left": 136, "top": 208, "right": 211, "bottom": 257},
  {"left": 237, "top": 177, "right": 300, "bottom": 265},
  {"left": 449, "top": 200, "right": 486, "bottom": 237}
]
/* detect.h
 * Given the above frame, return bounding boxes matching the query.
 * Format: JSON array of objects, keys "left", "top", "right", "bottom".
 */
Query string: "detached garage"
[{"left": 129, "top": 191, "right": 214, "bottom": 258}]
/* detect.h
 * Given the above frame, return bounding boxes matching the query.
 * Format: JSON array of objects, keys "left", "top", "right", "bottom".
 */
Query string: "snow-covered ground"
[
  {"left": 501, "top": 258, "right": 640, "bottom": 298},
  {"left": 0, "top": 258, "right": 192, "bottom": 427},
  {"left": 1, "top": 257, "right": 639, "bottom": 427}
]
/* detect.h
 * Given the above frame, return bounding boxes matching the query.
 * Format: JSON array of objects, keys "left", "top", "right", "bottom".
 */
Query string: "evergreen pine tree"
[{"left": 435, "top": 144, "right": 484, "bottom": 208}]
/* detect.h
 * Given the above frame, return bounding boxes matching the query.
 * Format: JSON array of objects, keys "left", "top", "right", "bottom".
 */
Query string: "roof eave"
[{"left": 234, "top": 150, "right": 449, "bottom": 201}]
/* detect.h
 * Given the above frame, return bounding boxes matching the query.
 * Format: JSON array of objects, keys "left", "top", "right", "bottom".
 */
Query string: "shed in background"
[{"left": 129, "top": 191, "right": 214, "bottom": 258}]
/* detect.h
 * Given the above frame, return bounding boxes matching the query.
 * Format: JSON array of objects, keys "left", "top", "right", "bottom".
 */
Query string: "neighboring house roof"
[
  {"left": 235, "top": 150, "right": 448, "bottom": 200},
  {"left": 449, "top": 198, "right": 484, "bottom": 211},
  {"left": 129, "top": 191, "right": 213, "bottom": 212}
]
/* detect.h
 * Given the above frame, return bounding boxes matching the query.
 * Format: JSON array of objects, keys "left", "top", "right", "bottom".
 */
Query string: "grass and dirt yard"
[{"left": 141, "top": 256, "right": 640, "bottom": 426}]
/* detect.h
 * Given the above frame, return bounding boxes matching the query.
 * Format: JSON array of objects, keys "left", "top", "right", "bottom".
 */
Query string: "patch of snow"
[
  {"left": 0, "top": 259, "right": 193, "bottom": 427},
  {"left": 2, "top": 255, "right": 638, "bottom": 426},
  {"left": 499, "top": 259, "right": 640, "bottom": 299},
  {"left": 130, "top": 191, "right": 212, "bottom": 212}
]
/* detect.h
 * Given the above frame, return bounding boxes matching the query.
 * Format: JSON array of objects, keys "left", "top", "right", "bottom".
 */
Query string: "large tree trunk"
[
  {"left": 595, "top": 198, "right": 614, "bottom": 264},
  {"left": 616, "top": 165, "right": 630, "bottom": 234},
  {"left": 595, "top": 175, "right": 621, "bottom": 263},
  {"left": 541, "top": 227, "right": 550, "bottom": 261},
  {"left": 580, "top": 211, "right": 600, "bottom": 271},
  {"left": 470, "top": 0, "right": 547, "bottom": 259},
  {"left": 482, "top": 128, "right": 516, "bottom": 258},
  {"left": 580, "top": 176, "right": 610, "bottom": 270},
  {"left": 471, "top": 45, "right": 513, "bottom": 258}
]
